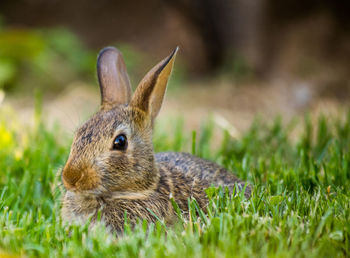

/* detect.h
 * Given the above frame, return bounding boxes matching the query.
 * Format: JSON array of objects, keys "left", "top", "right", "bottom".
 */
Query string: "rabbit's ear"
[
  {"left": 131, "top": 47, "right": 178, "bottom": 123},
  {"left": 97, "top": 47, "right": 132, "bottom": 110}
]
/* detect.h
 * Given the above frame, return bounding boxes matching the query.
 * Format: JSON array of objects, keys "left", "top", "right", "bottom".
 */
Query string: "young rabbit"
[{"left": 61, "top": 46, "right": 251, "bottom": 233}]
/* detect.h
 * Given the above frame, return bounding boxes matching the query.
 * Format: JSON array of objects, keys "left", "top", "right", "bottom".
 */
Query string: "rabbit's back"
[{"left": 155, "top": 152, "right": 251, "bottom": 198}]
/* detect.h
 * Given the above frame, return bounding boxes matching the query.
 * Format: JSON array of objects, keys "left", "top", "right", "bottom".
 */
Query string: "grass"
[{"left": 0, "top": 105, "right": 349, "bottom": 257}]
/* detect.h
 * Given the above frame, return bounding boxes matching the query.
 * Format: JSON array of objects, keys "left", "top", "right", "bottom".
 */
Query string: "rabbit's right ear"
[
  {"left": 130, "top": 47, "right": 178, "bottom": 124},
  {"left": 97, "top": 47, "right": 132, "bottom": 110}
]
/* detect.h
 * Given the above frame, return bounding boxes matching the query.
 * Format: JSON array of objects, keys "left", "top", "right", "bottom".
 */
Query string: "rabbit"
[{"left": 61, "top": 46, "right": 251, "bottom": 233}]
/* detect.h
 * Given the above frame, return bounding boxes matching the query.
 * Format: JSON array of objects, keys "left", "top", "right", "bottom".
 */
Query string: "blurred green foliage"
[{"left": 0, "top": 27, "right": 96, "bottom": 94}]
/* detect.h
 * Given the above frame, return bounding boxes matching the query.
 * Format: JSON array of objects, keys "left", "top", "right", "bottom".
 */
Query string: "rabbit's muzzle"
[{"left": 62, "top": 161, "right": 100, "bottom": 192}]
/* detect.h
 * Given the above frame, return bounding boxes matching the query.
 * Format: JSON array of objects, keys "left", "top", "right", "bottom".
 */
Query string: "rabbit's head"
[{"left": 62, "top": 47, "right": 178, "bottom": 194}]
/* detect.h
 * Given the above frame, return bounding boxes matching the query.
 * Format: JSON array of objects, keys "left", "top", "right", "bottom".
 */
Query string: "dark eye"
[{"left": 112, "top": 134, "right": 127, "bottom": 150}]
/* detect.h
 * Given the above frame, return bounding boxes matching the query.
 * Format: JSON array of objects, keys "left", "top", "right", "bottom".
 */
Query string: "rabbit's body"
[
  {"left": 156, "top": 152, "right": 249, "bottom": 194},
  {"left": 61, "top": 47, "right": 250, "bottom": 234},
  {"left": 62, "top": 151, "right": 249, "bottom": 232}
]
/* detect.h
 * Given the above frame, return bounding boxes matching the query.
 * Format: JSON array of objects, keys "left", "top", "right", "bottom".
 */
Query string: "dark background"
[{"left": 1, "top": 0, "right": 349, "bottom": 75}]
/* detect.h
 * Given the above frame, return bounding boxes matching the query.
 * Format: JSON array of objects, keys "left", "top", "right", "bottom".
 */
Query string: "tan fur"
[
  {"left": 130, "top": 47, "right": 178, "bottom": 123},
  {"left": 61, "top": 47, "right": 251, "bottom": 234}
]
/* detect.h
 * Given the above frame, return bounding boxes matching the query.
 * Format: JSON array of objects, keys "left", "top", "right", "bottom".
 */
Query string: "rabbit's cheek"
[{"left": 94, "top": 153, "right": 129, "bottom": 186}]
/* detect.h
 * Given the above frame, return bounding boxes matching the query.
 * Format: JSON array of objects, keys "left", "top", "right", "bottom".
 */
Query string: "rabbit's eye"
[{"left": 113, "top": 134, "right": 127, "bottom": 150}]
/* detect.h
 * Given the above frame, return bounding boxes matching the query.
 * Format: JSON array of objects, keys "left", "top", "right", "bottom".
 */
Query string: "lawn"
[{"left": 0, "top": 104, "right": 349, "bottom": 257}]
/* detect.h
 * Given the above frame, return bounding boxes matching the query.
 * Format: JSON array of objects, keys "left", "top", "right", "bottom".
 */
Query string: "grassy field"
[{"left": 0, "top": 105, "right": 349, "bottom": 257}]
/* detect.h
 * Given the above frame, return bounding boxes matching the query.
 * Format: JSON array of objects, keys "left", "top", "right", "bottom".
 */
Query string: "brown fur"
[{"left": 61, "top": 47, "right": 251, "bottom": 234}]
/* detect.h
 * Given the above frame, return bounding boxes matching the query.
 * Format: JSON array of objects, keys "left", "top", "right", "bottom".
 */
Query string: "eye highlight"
[{"left": 112, "top": 134, "right": 128, "bottom": 150}]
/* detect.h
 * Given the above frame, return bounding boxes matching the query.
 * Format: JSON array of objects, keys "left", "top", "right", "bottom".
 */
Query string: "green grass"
[{"left": 0, "top": 107, "right": 349, "bottom": 257}]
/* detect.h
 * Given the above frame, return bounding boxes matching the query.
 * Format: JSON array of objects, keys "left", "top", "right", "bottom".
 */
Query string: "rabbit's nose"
[
  {"left": 62, "top": 160, "right": 100, "bottom": 191},
  {"left": 62, "top": 163, "right": 82, "bottom": 189}
]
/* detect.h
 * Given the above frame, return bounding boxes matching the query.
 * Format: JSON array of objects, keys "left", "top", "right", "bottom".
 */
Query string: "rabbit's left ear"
[
  {"left": 97, "top": 47, "right": 132, "bottom": 110},
  {"left": 130, "top": 47, "right": 178, "bottom": 123}
]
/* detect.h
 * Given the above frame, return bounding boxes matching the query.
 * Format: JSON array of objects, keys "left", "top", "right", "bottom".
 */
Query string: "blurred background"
[{"left": 0, "top": 0, "right": 349, "bottom": 136}]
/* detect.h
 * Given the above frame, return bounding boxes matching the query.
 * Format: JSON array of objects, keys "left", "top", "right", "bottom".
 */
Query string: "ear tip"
[
  {"left": 99, "top": 46, "right": 120, "bottom": 53},
  {"left": 172, "top": 46, "right": 180, "bottom": 56},
  {"left": 97, "top": 46, "right": 122, "bottom": 62},
  {"left": 164, "top": 46, "right": 179, "bottom": 65}
]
